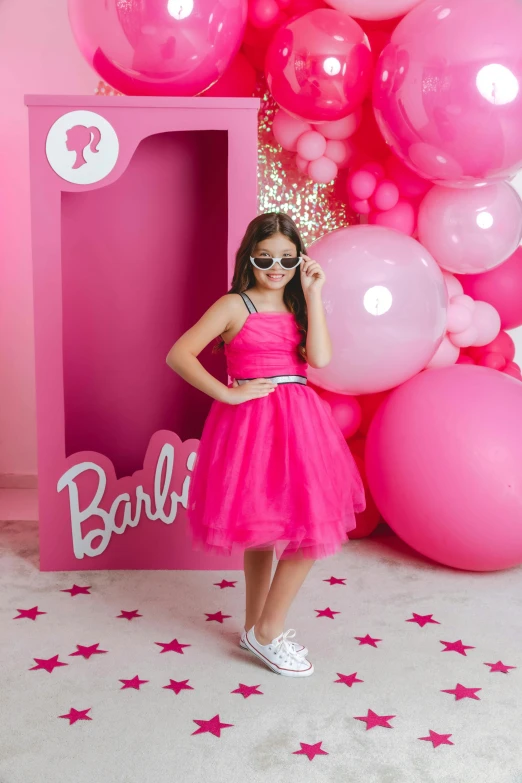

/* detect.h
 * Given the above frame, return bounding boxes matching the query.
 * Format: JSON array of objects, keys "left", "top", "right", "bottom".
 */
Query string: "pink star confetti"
[
  {"left": 324, "top": 576, "right": 346, "bottom": 586},
  {"left": 69, "top": 643, "right": 108, "bottom": 660},
  {"left": 354, "top": 709, "right": 395, "bottom": 730},
  {"left": 163, "top": 679, "right": 194, "bottom": 695},
  {"left": 484, "top": 660, "right": 516, "bottom": 674},
  {"left": 58, "top": 708, "right": 92, "bottom": 725},
  {"left": 13, "top": 606, "right": 46, "bottom": 621},
  {"left": 441, "top": 683, "right": 481, "bottom": 701},
  {"left": 61, "top": 584, "right": 91, "bottom": 597},
  {"left": 419, "top": 730, "right": 454, "bottom": 748},
  {"left": 119, "top": 675, "right": 149, "bottom": 690},
  {"left": 334, "top": 672, "right": 364, "bottom": 687},
  {"left": 214, "top": 579, "right": 237, "bottom": 589},
  {"left": 29, "top": 654, "right": 68, "bottom": 673},
  {"left": 117, "top": 610, "right": 142, "bottom": 620},
  {"left": 205, "top": 611, "right": 232, "bottom": 623},
  {"left": 315, "top": 607, "right": 340, "bottom": 619},
  {"left": 231, "top": 683, "right": 263, "bottom": 699},
  {"left": 155, "top": 638, "right": 191, "bottom": 654},
  {"left": 192, "top": 714, "right": 234, "bottom": 737},
  {"left": 406, "top": 613, "right": 440, "bottom": 628},
  {"left": 440, "top": 639, "right": 474, "bottom": 656},
  {"left": 293, "top": 741, "right": 328, "bottom": 760},
  {"left": 355, "top": 634, "right": 382, "bottom": 648}
]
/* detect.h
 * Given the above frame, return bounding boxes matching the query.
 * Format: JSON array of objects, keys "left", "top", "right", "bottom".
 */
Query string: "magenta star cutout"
[
  {"left": 334, "top": 672, "right": 364, "bottom": 687},
  {"left": 315, "top": 607, "right": 340, "bottom": 619},
  {"left": 13, "top": 606, "right": 46, "bottom": 621},
  {"left": 355, "top": 634, "right": 382, "bottom": 648},
  {"left": 231, "top": 683, "right": 263, "bottom": 698},
  {"left": 29, "top": 654, "right": 68, "bottom": 673},
  {"left": 69, "top": 643, "right": 108, "bottom": 660},
  {"left": 163, "top": 679, "right": 194, "bottom": 695},
  {"left": 117, "top": 610, "right": 142, "bottom": 621},
  {"left": 441, "top": 683, "right": 481, "bottom": 701},
  {"left": 119, "top": 675, "right": 149, "bottom": 690},
  {"left": 205, "top": 610, "right": 232, "bottom": 623},
  {"left": 407, "top": 613, "right": 440, "bottom": 628},
  {"left": 59, "top": 708, "right": 92, "bottom": 725},
  {"left": 192, "top": 714, "right": 234, "bottom": 737},
  {"left": 214, "top": 579, "right": 237, "bottom": 589},
  {"left": 324, "top": 576, "right": 346, "bottom": 586},
  {"left": 419, "top": 730, "right": 454, "bottom": 748},
  {"left": 484, "top": 660, "right": 516, "bottom": 674},
  {"left": 293, "top": 741, "right": 328, "bottom": 760},
  {"left": 155, "top": 638, "right": 191, "bottom": 654},
  {"left": 440, "top": 639, "right": 474, "bottom": 656},
  {"left": 354, "top": 709, "right": 395, "bottom": 730},
  {"left": 61, "top": 584, "right": 91, "bottom": 597}
]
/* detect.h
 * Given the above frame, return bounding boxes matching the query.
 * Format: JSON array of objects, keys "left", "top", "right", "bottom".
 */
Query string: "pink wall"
[{"left": 0, "top": 0, "right": 95, "bottom": 477}]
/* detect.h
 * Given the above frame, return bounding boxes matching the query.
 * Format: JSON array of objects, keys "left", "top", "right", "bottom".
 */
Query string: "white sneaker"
[
  {"left": 240, "top": 629, "right": 309, "bottom": 658},
  {"left": 244, "top": 627, "right": 314, "bottom": 677}
]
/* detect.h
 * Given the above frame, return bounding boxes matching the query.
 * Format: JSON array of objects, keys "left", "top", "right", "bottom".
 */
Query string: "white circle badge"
[{"left": 46, "top": 110, "right": 119, "bottom": 185}]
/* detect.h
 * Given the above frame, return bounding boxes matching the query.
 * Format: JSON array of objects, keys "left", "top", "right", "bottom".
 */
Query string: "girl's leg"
[
  {"left": 243, "top": 547, "right": 274, "bottom": 632},
  {"left": 254, "top": 556, "right": 315, "bottom": 645}
]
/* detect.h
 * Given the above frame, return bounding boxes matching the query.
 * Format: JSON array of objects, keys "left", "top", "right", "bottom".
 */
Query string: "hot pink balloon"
[
  {"left": 272, "top": 110, "right": 312, "bottom": 151},
  {"left": 457, "top": 247, "right": 522, "bottom": 330},
  {"left": 308, "top": 225, "right": 448, "bottom": 395},
  {"left": 479, "top": 352, "right": 507, "bottom": 371},
  {"left": 324, "top": 0, "right": 424, "bottom": 20},
  {"left": 372, "top": 180, "right": 399, "bottom": 211},
  {"left": 384, "top": 154, "right": 431, "bottom": 199},
  {"left": 366, "top": 366, "right": 522, "bottom": 571},
  {"left": 349, "top": 170, "right": 377, "bottom": 200},
  {"left": 308, "top": 156, "right": 338, "bottom": 183},
  {"left": 373, "top": 0, "right": 522, "bottom": 185},
  {"left": 468, "top": 331, "right": 516, "bottom": 364},
  {"left": 318, "top": 391, "right": 362, "bottom": 438},
  {"left": 369, "top": 199, "right": 416, "bottom": 235},
  {"left": 296, "top": 130, "right": 327, "bottom": 161},
  {"left": 417, "top": 183, "right": 522, "bottom": 274},
  {"left": 504, "top": 361, "right": 522, "bottom": 380},
  {"left": 68, "top": 0, "right": 247, "bottom": 96},
  {"left": 265, "top": 9, "right": 372, "bottom": 123},
  {"left": 202, "top": 50, "right": 256, "bottom": 96}
]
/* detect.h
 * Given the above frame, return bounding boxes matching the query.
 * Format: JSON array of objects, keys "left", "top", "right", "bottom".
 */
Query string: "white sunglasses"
[{"left": 249, "top": 255, "right": 303, "bottom": 271}]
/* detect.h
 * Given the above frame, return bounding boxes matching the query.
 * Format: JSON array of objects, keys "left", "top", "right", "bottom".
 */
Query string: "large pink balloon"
[
  {"left": 68, "top": 0, "right": 247, "bottom": 96},
  {"left": 308, "top": 225, "right": 447, "bottom": 395},
  {"left": 265, "top": 9, "right": 372, "bottom": 123},
  {"left": 366, "top": 366, "right": 522, "bottom": 571},
  {"left": 373, "top": 0, "right": 522, "bottom": 185},
  {"left": 324, "top": 0, "right": 423, "bottom": 21},
  {"left": 417, "top": 183, "right": 522, "bottom": 274},
  {"left": 457, "top": 247, "right": 522, "bottom": 330}
]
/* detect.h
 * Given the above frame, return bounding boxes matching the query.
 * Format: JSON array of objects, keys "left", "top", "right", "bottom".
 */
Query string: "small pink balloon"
[
  {"left": 504, "top": 361, "right": 522, "bottom": 380},
  {"left": 447, "top": 299, "right": 473, "bottom": 334},
  {"left": 372, "top": 179, "right": 399, "bottom": 211},
  {"left": 426, "top": 336, "right": 459, "bottom": 369},
  {"left": 296, "top": 130, "right": 327, "bottom": 161},
  {"left": 478, "top": 352, "right": 507, "bottom": 371},
  {"left": 472, "top": 301, "right": 502, "bottom": 346},
  {"left": 349, "top": 197, "right": 371, "bottom": 214},
  {"left": 313, "top": 112, "right": 361, "bottom": 139},
  {"left": 449, "top": 325, "right": 478, "bottom": 348},
  {"left": 272, "top": 110, "right": 312, "bottom": 151},
  {"left": 369, "top": 200, "right": 416, "bottom": 235},
  {"left": 457, "top": 354, "right": 475, "bottom": 365},
  {"left": 349, "top": 170, "right": 377, "bottom": 200},
  {"left": 324, "top": 139, "right": 352, "bottom": 167},
  {"left": 457, "top": 246, "right": 522, "bottom": 330},
  {"left": 385, "top": 154, "right": 431, "bottom": 199},
  {"left": 248, "top": 0, "right": 281, "bottom": 27},
  {"left": 308, "top": 155, "right": 338, "bottom": 183},
  {"left": 318, "top": 390, "right": 362, "bottom": 438},
  {"left": 360, "top": 160, "right": 386, "bottom": 180},
  {"left": 452, "top": 293, "right": 475, "bottom": 311},
  {"left": 295, "top": 154, "right": 310, "bottom": 174},
  {"left": 468, "top": 331, "right": 516, "bottom": 363},
  {"left": 442, "top": 271, "right": 464, "bottom": 299}
]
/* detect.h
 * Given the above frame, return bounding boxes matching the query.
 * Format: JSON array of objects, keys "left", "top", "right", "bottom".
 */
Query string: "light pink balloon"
[
  {"left": 314, "top": 112, "right": 361, "bottom": 140},
  {"left": 349, "top": 170, "right": 377, "bottom": 200},
  {"left": 385, "top": 154, "right": 431, "bottom": 199},
  {"left": 308, "top": 155, "right": 338, "bottom": 183},
  {"left": 369, "top": 199, "right": 416, "bottom": 235},
  {"left": 373, "top": 0, "right": 522, "bottom": 185},
  {"left": 426, "top": 336, "right": 459, "bottom": 369},
  {"left": 323, "top": 0, "right": 425, "bottom": 20},
  {"left": 324, "top": 139, "right": 352, "bottom": 167},
  {"left": 372, "top": 180, "right": 399, "bottom": 211},
  {"left": 447, "top": 299, "right": 473, "bottom": 334},
  {"left": 442, "top": 272, "right": 464, "bottom": 299},
  {"left": 417, "top": 183, "right": 522, "bottom": 274},
  {"left": 272, "top": 110, "right": 311, "bottom": 151},
  {"left": 308, "top": 225, "right": 448, "bottom": 395},
  {"left": 472, "top": 301, "right": 501, "bottom": 347},
  {"left": 295, "top": 154, "right": 309, "bottom": 174},
  {"left": 296, "top": 130, "right": 327, "bottom": 161},
  {"left": 457, "top": 246, "right": 522, "bottom": 330},
  {"left": 317, "top": 390, "right": 362, "bottom": 438},
  {"left": 366, "top": 365, "right": 522, "bottom": 571}
]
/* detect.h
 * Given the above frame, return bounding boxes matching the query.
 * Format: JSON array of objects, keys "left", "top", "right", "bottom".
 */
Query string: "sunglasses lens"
[
  {"left": 281, "top": 258, "right": 300, "bottom": 269},
  {"left": 252, "top": 258, "right": 273, "bottom": 270}
]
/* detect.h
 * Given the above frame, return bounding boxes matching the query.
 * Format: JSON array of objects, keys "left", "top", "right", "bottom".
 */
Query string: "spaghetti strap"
[{"left": 239, "top": 291, "right": 258, "bottom": 314}]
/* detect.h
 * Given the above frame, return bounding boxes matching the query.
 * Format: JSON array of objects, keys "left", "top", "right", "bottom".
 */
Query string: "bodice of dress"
[{"left": 224, "top": 313, "right": 308, "bottom": 380}]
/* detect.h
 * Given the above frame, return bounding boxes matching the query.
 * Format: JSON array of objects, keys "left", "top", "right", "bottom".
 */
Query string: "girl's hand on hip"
[
  {"left": 224, "top": 378, "right": 277, "bottom": 405},
  {"left": 300, "top": 255, "right": 326, "bottom": 297}
]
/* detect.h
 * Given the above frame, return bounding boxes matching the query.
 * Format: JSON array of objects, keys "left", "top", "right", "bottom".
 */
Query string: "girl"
[{"left": 166, "top": 212, "right": 365, "bottom": 678}]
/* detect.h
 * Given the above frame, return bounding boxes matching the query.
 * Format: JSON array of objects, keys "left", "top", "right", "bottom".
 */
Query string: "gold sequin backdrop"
[{"left": 96, "top": 76, "right": 355, "bottom": 245}]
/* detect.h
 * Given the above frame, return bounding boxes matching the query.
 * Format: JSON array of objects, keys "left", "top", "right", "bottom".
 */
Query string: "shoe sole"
[
  {"left": 243, "top": 633, "right": 314, "bottom": 677},
  {"left": 239, "top": 638, "right": 309, "bottom": 658}
]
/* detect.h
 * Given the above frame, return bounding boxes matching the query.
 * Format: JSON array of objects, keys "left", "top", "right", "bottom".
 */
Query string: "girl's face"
[{"left": 251, "top": 232, "right": 299, "bottom": 291}]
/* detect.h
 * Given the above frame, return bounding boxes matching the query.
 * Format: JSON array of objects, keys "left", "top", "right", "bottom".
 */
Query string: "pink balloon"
[
  {"left": 248, "top": 0, "right": 281, "bottom": 27},
  {"left": 504, "top": 361, "right": 522, "bottom": 380},
  {"left": 308, "top": 155, "right": 338, "bottom": 183},
  {"left": 457, "top": 247, "right": 522, "bottom": 330},
  {"left": 318, "top": 391, "right": 362, "bottom": 438},
  {"left": 447, "top": 299, "right": 473, "bottom": 334},
  {"left": 449, "top": 325, "right": 478, "bottom": 349},
  {"left": 272, "top": 110, "right": 311, "bottom": 151},
  {"left": 369, "top": 199, "right": 416, "bottom": 235},
  {"left": 308, "top": 225, "right": 447, "bottom": 395},
  {"left": 372, "top": 180, "right": 399, "bottom": 211},
  {"left": 349, "top": 197, "right": 371, "bottom": 215},
  {"left": 68, "top": 0, "right": 247, "bottom": 96},
  {"left": 296, "top": 130, "right": 327, "bottom": 161},
  {"left": 314, "top": 112, "right": 361, "bottom": 140},
  {"left": 324, "top": 0, "right": 424, "bottom": 20},
  {"left": 472, "top": 301, "right": 501, "bottom": 347},
  {"left": 457, "top": 354, "right": 475, "bottom": 365},
  {"left": 467, "top": 331, "right": 516, "bottom": 364},
  {"left": 478, "top": 352, "right": 507, "bottom": 371},
  {"left": 366, "top": 365, "right": 522, "bottom": 571},
  {"left": 417, "top": 184, "right": 522, "bottom": 274},
  {"left": 360, "top": 161, "right": 386, "bottom": 181},
  {"left": 265, "top": 9, "right": 372, "bottom": 122},
  {"left": 373, "top": 0, "right": 522, "bottom": 185},
  {"left": 384, "top": 154, "right": 431, "bottom": 199},
  {"left": 202, "top": 51, "right": 256, "bottom": 97},
  {"left": 426, "top": 336, "right": 459, "bottom": 369},
  {"left": 324, "top": 139, "right": 352, "bottom": 167},
  {"left": 349, "top": 170, "right": 377, "bottom": 200},
  {"left": 442, "top": 272, "right": 464, "bottom": 299},
  {"left": 295, "top": 154, "right": 310, "bottom": 174}
]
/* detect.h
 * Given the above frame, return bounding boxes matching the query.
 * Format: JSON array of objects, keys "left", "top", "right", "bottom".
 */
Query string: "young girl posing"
[{"left": 166, "top": 212, "right": 365, "bottom": 678}]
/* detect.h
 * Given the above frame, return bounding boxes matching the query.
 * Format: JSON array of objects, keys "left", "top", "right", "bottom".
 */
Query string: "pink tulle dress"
[{"left": 187, "top": 292, "right": 366, "bottom": 561}]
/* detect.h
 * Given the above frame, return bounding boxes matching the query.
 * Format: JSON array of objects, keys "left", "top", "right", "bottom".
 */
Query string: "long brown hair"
[{"left": 215, "top": 212, "right": 308, "bottom": 357}]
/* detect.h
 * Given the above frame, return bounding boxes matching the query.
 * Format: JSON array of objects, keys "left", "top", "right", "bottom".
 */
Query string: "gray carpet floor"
[{"left": 2, "top": 519, "right": 521, "bottom": 783}]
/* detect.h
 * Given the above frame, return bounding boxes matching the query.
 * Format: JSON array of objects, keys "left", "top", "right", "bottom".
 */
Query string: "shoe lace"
[{"left": 273, "top": 629, "right": 300, "bottom": 660}]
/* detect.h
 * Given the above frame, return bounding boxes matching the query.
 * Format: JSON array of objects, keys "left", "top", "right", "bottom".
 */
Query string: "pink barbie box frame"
[{"left": 25, "top": 95, "right": 259, "bottom": 571}]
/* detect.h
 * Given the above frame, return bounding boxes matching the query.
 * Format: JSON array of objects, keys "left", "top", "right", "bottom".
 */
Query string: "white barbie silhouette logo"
[{"left": 46, "top": 110, "right": 119, "bottom": 185}]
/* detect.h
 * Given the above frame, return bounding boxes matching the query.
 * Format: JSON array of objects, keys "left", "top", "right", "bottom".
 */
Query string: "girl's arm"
[{"left": 301, "top": 256, "right": 332, "bottom": 369}]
